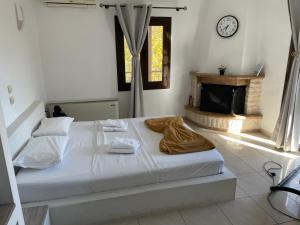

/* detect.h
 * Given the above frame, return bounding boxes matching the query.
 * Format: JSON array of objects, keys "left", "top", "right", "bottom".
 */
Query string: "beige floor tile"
[
  {"left": 238, "top": 172, "right": 271, "bottom": 196},
  {"left": 259, "top": 172, "right": 277, "bottom": 185},
  {"left": 259, "top": 162, "right": 295, "bottom": 186},
  {"left": 216, "top": 147, "right": 239, "bottom": 159},
  {"left": 225, "top": 156, "right": 256, "bottom": 175},
  {"left": 230, "top": 133, "right": 275, "bottom": 151},
  {"left": 180, "top": 205, "right": 232, "bottom": 225},
  {"left": 270, "top": 154, "right": 297, "bottom": 166},
  {"left": 100, "top": 128, "right": 300, "bottom": 225},
  {"left": 236, "top": 185, "right": 249, "bottom": 198},
  {"left": 252, "top": 194, "right": 293, "bottom": 224},
  {"left": 240, "top": 154, "right": 271, "bottom": 173},
  {"left": 269, "top": 155, "right": 299, "bottom": 175},
  {"left": 218, "top": 197, "right": 276, "bottom": 225},
  {"left": 225, "top": 146, "right": 245, "bottom": 156},
  {"left": 235, "top": 147, "right": 262, "bottom": 158},
  {"left": 139, "top": 211, "right": 185, "bottom": 225}
]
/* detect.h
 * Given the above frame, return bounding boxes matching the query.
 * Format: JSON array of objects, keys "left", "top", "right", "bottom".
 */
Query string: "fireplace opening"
[{"left": 200, "top": 84, "right": 246, "bottom": 115}]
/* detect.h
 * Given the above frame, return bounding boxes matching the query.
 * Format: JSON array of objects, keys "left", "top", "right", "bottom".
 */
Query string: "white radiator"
[{"left": 47, "top": 99, "right": 119, "bottom": 121}]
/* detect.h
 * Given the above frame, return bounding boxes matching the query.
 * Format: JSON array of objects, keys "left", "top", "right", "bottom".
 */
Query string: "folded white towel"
[
  {"left": 102, "top": 126, "right": 128, "bottom": 132},
  {"left": 100, "top": 120, "right": 128, "bottom": 132},
  {"left": 100, "top": 119, "right": 127, "bottom": 128},
  {"left": 111, "top": 137, "right": 140, "bottom": 149},
  {"left": 107, "top": 137, "right": 140, "bottom": 154},
  {"left": 107, "top": 148, "right": 136, "bottom": 154}
]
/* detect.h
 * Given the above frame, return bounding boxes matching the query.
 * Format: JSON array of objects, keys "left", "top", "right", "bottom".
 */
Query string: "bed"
[
  {"left": 17, "top": 119, "right": 225, "bottom": 203},
  {"left": 8, "top": 102, "right": 236, "bottom": 225}
]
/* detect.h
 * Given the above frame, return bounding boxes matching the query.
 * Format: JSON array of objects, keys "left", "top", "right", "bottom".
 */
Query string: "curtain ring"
[{"left": 291, "top": 51, "right": 300, "bottom": 57}]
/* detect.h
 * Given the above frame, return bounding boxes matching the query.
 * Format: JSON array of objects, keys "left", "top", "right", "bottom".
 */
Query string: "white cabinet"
[{"left": 47, "top": 99, "right": 119, "bottom": 121}]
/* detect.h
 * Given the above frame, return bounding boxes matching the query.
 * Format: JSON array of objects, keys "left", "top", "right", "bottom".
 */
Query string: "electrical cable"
[
  {"left": 267, "top": 192, "right": 300, "bottom": 220},
  {"left": 263, "top": 161, "right": 282, "bottom": 185}
]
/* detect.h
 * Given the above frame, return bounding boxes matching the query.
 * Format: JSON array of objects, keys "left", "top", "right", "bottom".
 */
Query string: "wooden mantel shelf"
[{"left": 190, "top": 72, "right": 264, "bottom": 86}]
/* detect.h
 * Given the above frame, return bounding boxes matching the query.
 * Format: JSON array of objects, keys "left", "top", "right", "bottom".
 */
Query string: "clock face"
[{"left": 217, "top": 15, "right": 239, "bottom": 38}]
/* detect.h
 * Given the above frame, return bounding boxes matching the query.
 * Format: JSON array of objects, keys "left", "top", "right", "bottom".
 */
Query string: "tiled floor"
[{"left": 102, "top": 126, "right": 300, "bottom": 225}]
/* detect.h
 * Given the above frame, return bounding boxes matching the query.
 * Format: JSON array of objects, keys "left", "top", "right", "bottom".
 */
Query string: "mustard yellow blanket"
[{"left": 145, "top": 117, "right": 215, "bottom": 155}]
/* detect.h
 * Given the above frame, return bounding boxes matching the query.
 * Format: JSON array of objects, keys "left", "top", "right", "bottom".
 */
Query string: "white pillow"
[
  {"left": 32, "top": 117, "right": 74, "bottom": 137},
  {"left": 13, "top": 136, "right": 69, "bottom": 169}
]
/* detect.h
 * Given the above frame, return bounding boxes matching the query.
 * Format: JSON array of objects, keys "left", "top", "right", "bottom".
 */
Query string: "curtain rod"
[
  {"left": 45, "top": 2, "right": 97, "bottom": 6},
  {"left": 99, "top": 3, "right": 187, "bottom": 11},
  {"left": 44, "top": 2, "right": 187, "bottom": 11}
]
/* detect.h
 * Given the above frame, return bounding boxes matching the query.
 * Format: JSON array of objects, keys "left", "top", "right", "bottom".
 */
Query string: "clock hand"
[{"left": 222, "top": 25, "right": 229, "bottom": 32}]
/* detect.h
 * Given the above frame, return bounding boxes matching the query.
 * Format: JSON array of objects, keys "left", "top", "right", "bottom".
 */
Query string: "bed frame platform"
[
  {"left": 23, "top": 168, "right": 236, "bottom": 225},
  {"left": 10, "top": 101, "right": 237, "bottom": 225}
]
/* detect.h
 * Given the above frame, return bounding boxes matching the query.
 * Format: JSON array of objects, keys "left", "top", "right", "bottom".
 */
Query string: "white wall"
[
  {"left": 190, "top": 0, "right": 291, "bottom": 134},
  {"left": 191, "top": 0, "right": 261, "bottom": 74},
  {"left": 0, "top": 0, "right": 45, "bottom": 127},
  {"left": 259, "top": 0, "right": 291, "bottom": 135},
  {"left": 35, "top": 2, "right": 118, "bottom": 103},
  {"left": 35, "top": 0, "right": 291, "bottom": 133},
  {"left": 35, "top": 0, "right": 205, "bottom": 118}
]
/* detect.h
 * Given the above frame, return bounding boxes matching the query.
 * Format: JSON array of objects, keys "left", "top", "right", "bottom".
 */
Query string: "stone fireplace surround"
[{"left": 185, "top": 72, "right": 264, "bottom": 133}]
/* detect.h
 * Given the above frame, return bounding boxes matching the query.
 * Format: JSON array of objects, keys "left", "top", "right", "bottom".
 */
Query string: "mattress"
[{"left": 16, "top": 118, "right": 224, "bottom": 203}]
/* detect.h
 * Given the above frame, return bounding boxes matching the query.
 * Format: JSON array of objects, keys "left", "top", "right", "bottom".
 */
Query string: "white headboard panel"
[{"left": 7, "top": 101, "right": 46, "bottom": 158}]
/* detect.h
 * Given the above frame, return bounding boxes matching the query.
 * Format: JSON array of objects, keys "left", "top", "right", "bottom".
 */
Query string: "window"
[{"left": 115, "top": 17, "right": 171, "bottom": 91}]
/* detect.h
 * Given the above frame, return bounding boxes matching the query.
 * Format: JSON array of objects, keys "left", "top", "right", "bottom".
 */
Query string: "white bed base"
[
  {"left": 9, "top": 101, "right": 237, "bottom": 225},
  {"left": 22, "top": 168, "right": 236, "bottom": 225}
]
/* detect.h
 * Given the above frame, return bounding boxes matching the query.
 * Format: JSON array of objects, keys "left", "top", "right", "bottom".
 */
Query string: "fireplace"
[
  {"left": 200, "top": 84, "right": 246, "bottom": 115},
  {"left": 186, "top": 72, "right": 264, "bottom": 133}
]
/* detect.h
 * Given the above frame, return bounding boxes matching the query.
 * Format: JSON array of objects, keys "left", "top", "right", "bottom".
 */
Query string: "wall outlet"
[
  {"left": 9, "top": 96, "right": 15, "bottom": 105},
  {"left": 7, "top": 85, "right": 13, "bottom": 94}
]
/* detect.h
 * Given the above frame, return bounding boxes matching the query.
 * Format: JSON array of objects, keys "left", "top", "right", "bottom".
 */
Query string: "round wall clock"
[{"left": 216, "top": 15, "right": 239, "bottom": 38}]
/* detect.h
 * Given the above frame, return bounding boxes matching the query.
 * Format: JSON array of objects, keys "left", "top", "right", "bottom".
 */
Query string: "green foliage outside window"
[
  {"left": 124, "top": 26, "right": 163, "bottom": 83},
  {"left": 124, "top": 38, "right": 132, "bottom": 83},
  {"left": 150, "top": 26, "right": 163, "bottom": 82}
]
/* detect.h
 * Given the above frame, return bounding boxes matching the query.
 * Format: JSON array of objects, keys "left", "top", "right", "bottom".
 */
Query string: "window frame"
[{"left": 114, "top": 16, "right": 172, "bottom": 91}]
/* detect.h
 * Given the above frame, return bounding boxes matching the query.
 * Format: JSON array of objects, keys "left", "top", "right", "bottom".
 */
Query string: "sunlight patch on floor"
[
  {"left": 218, "top": 134, "right": 298, "bottom": 160},
  {"left": 236, "top": 132, "right": 276, "bottom": 146}
]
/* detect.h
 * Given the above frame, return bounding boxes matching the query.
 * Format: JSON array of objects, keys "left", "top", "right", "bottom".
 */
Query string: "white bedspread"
[{"left": 17, "top": 118, "right": 224, "bottom": 203}]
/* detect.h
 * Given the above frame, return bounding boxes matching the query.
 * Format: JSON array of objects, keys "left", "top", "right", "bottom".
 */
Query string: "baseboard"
[{"left": 260, "top": 128, "right": 272, "bottom": 138}]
